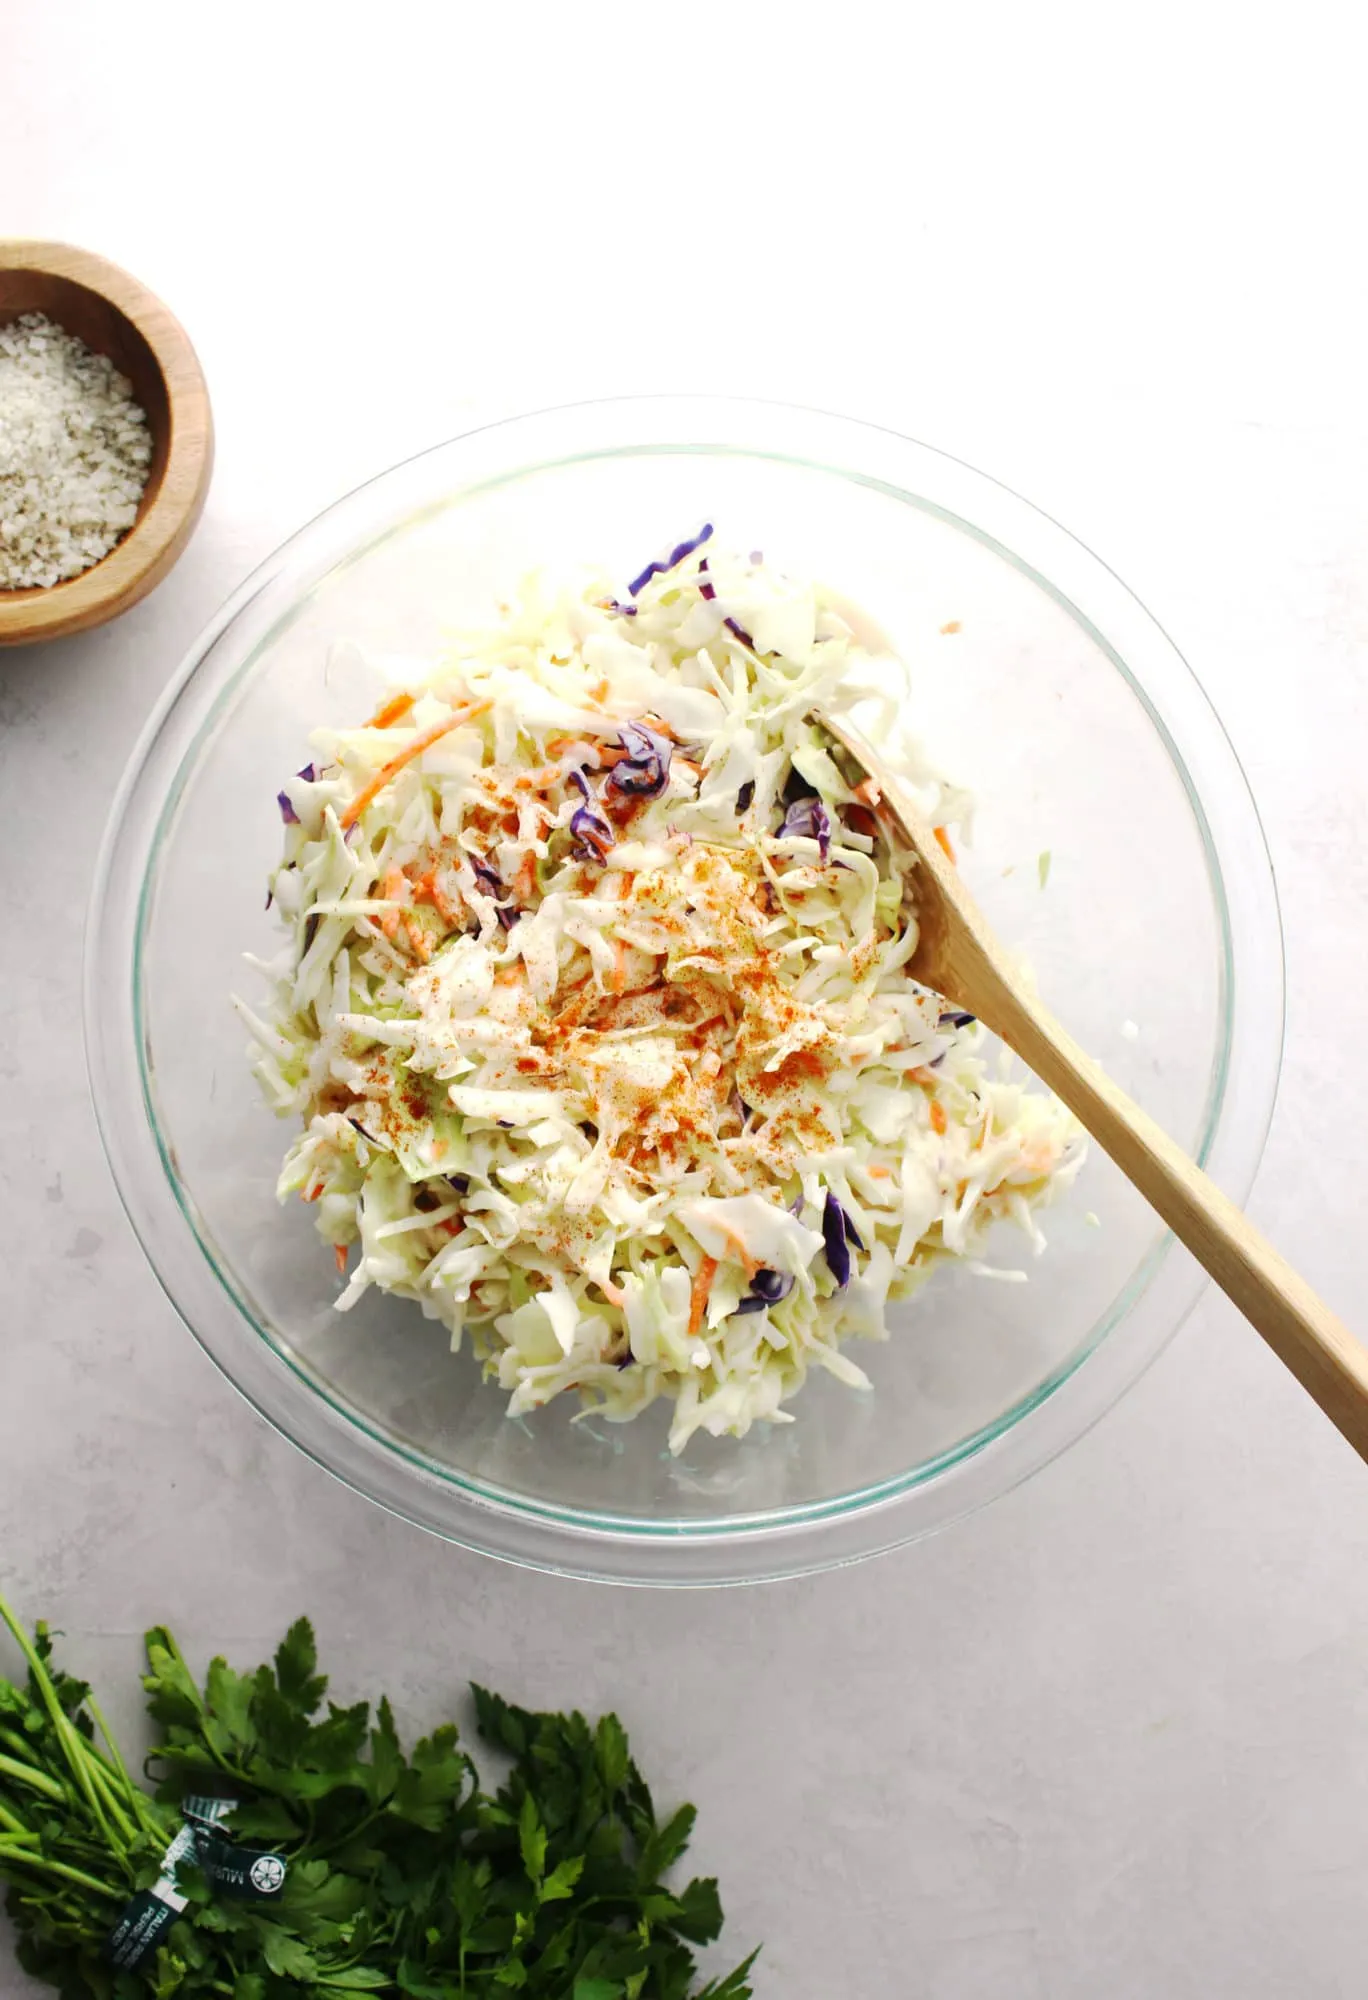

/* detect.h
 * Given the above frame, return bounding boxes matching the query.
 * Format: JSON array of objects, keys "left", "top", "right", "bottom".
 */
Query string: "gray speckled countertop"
[{"left": 5, "top": 8, "right": 1368, "bottom": 1994}]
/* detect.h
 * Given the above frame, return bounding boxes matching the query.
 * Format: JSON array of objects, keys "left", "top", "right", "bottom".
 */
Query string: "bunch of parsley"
[{"left": 0, "top": 1594, "right": 756, "bottom": 2000}]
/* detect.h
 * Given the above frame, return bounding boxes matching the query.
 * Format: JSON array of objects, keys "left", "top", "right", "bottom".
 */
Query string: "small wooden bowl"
[{"left": 0, "top": 242, "right": 213, "bottom": 647}]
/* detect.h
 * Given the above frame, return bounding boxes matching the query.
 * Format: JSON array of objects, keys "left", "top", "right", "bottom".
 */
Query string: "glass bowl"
[{"left": 86, "top": 397, "right": 1283, "bottom": 1584}]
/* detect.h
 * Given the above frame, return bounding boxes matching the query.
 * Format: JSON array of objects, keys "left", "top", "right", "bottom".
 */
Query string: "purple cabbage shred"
[
  {"left": 821, "top": 1191, "right": 864, "bottom": 1290},
  {"left": 939, "top": 1009, "right": 976, "bottom": 1028},
  {"left": 778, "top": 795, "right": 832, "bottom": 861},
  {"left": 471, "top": 857, "right": 521, "bottom": 928},
  {"left": 736, "top": 779, "right": 755, "bottom": 813},
  {"left": 735, "top": 1266, "right": 796, "bottom": 1315},
  {"left": 276, "top": 767, "right": 315, "bottom": 825},
  {"left": 696, "top": 559, "right": 756, "bottom": 647},
  {"left": 568, "top": 772, "right": 615, "bottom": 861},
  {"left": 607, "top": 720, "right": 672, "bottom": 799},
  {"left": 627, "top": 521, "right": 714, "bottom": 598}
]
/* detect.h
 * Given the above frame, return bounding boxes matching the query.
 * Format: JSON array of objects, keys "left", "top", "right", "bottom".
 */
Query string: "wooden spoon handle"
[{"left": 977, "top": 974, "right": 1368, "bottom": 1462}]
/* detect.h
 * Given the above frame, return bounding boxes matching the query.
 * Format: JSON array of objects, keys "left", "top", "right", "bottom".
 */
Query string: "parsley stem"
[
  {"left": 0, "top": 1843, "right": 122, "bottom": 1900},
  {"left": 0, "top": 1752, "right": 67, "bottom": 1803},
  {"left": 80, "top": 1755, "right": 139, "bottom": 1849},
  {"left": 0, "top": 1595, "right": 124, "bottom": 1850},
  {"left": 85, "top": 1693, "right": 148, "bottom": 1825}
]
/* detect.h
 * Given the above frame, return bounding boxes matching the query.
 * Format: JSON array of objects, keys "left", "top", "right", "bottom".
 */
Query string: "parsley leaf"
[{"left": 0, "top": 1593, "right": 758, "bottom": 2000}]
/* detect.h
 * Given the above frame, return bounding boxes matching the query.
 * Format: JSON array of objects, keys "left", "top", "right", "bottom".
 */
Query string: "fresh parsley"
[{"left": 0, "top": 1595, "right": 756, "bottom": 2000}]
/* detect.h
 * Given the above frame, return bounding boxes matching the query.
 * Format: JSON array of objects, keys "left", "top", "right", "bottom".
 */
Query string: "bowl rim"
[
  {"left": 0, "top": 240, "right": 214, "bottom": 646},
  {"left": 84, "top": 394, "right": 1285, "bottom": 1583}
]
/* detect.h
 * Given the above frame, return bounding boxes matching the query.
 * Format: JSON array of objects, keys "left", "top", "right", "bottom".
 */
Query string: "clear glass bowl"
[{"left": 86, "top": 398, "right": 1283, "bottom": 1584}]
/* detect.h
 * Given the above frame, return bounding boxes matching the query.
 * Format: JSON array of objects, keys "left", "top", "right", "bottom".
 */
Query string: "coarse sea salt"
[{"left": 0, "top": 312, "right": 152, "bottom": 590}]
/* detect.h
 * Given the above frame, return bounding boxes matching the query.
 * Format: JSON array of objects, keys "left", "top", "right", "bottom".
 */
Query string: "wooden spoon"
[{"left": 818, "top": 708, "right": 1368, "bottom": 1463}]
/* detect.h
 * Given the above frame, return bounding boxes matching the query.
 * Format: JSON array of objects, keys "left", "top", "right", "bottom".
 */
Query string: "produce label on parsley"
[
  {"left": 197, "top": 1831, "right": 289, "bottom": 1900},
  {"left": 105, "top": 1889, "right": 183, "bottom": 1970},
  {"left": 105, "top": 1823, "right": 195, "bottom": 1969},
  {"left": 180, "top": 1792, "right": 238, "bottom": 1828}
]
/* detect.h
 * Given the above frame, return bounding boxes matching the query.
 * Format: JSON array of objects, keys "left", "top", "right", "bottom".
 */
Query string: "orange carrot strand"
[
  {"left": 367, "top": 690, "right": 416, "bottom": 729},
  {"left": 688, "top": 1255, "right": 719, "bottom": 1339},
  {"left": 340, "top": 700, "right": 493, "bottom": 832}
]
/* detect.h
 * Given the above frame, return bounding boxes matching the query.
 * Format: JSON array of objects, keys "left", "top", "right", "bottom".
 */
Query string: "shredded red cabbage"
[
  {"left": 696, "top": 558, "right": 757, "bottom": 649},
  {"left": 607, "top": 720, "right": 672, "bottom": 799},
  {"left": 276, "top": 764, "right": 316, "bottom": 824},
  {"left": 734, "top": 1266, "right": 795, "bottom": 1315},
  {"left": 604, "top": 599, "right": 637, "bottom": 617},
  {"left": 627, "top": 522, "right": 714, "bottom": 598},
  {"left": 821, "top": 1192, "right": 863, "bottom": 1289},
  {"left": 778, "top": 795, "right": 832, "bottom": 861},
  {"left": 939, "top": 1009, "right": 976, "bottom": 1028},
  {"left": 472, "top": 857, "right": 521, "bottom": 928},
  {"left": 736, "top": 779, "right": 755, "bottom": 813},
  {"left": 568, "top": 770, "right": 615, "bottom": 862}
]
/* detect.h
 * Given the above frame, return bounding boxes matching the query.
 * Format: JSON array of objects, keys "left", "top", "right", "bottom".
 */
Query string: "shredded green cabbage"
[{"left": 238, "top": 537, "right": 1083, "bottom": 1451}]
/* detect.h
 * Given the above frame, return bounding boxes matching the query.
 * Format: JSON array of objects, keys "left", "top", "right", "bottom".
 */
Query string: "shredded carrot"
[
  {"left": 688, "top": 1255, "right": 719, "bottom": 1338},
  {"left": 717, "top": 1226, "right": 760, "bottom": 1279},
  {"left": 513, "top": 764, "right": 564, "bottom": 791},
  {"left": 868, "top": 1164, "right": 891, "bottom": 1179},
  {"left": 939, "top": 619, "right": 962, "bottom": 636},
  {"left": 402, "top": 911, "right": 433, "bottom": 961},
  {"left": 304, "top": 1182, "right": 323, "bottom": 1203},
  {"left": 334, "top": 1243, "right": 348, "bottom": 1275},
  {"left": 411, "top": 867, "right": 461, "bottom": 928},
  {"left": 612, "top": 938, "right": 628, "bottom": 995},
  {"left": 366, "top": 690, "right": 416, "bottom": 729},
  {"left": 590, "top": 677, "right": 611, "bottom": 702},
  {"left": 516, "top": 851, "right": 537, "bottom": 898},
  {"left": 339, "top": 700, "right": 493, "bottom": 831},
  {"left": 930, "top": 1099, "right": 947, "bottom": 1135},
  {"left": 853, "top": 777, "right": 883, "bottom": 808},
  {"left": 378, "top": 866, "right": 408, "bottom": 939},
  {"left": 933, "top": 825, "right": 956, "bottom": 865},
  {"left": 599, "top": 1277, "right": 627, "bottom": 1309}
]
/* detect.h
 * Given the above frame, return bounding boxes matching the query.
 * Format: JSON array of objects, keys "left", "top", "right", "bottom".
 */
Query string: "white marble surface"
[{"left": 4, "top": 5, "right": 1368, "bottom": 1994}]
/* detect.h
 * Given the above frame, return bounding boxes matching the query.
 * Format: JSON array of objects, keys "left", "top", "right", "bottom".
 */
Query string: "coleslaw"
[{"left": 239, "top": 529, "right": 1084, "bottom": 1450}]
